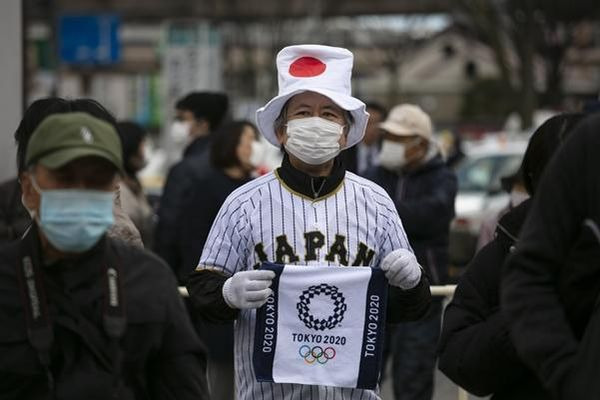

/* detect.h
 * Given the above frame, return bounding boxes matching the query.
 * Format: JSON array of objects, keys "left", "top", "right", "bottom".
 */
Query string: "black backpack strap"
[
  {"left": 103, "top": 241, "right": 127, "bottom": 398},
  {"left": 15, "top": 228, "right": 55, "bottom": 395}
]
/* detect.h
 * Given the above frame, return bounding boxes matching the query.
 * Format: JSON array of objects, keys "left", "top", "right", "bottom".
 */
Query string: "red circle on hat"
[{"left": 289, "top": 57, "right": 326, "bottom": 77}]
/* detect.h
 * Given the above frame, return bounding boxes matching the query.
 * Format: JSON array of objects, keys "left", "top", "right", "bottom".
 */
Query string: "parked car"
[{"left": 448, "top": 138, "right": 527, "bottom": 268}]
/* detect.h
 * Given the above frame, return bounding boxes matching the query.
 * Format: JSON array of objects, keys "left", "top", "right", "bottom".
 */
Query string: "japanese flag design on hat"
[{"left": 256, "top": 44, "right": 369, "bottom": 149}]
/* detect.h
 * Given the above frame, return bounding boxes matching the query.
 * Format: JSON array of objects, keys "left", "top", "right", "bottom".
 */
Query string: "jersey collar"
[{"left": 276, "top": 154, "right": 346, "bottom": 200}]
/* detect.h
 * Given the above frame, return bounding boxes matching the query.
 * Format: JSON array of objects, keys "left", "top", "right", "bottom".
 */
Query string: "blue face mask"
[{"left": 32, "top": 179, "right": 115, "bottom": 253}]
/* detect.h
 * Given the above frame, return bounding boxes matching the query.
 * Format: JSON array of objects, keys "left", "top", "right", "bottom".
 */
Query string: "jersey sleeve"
[
  {"left": 195, "top": 195, "right": 251, "bottom": 276},
  {"left": 375, "top": 191, "right": 414, "bottom": 266}
]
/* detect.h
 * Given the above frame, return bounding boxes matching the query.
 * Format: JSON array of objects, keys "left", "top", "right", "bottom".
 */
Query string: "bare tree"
[{"left": 454, "top": 0, "right": 599, "bottom": 129}]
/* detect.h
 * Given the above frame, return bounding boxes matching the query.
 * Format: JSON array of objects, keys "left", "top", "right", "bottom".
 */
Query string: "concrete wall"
[{"left": 0, "top": 0, "right": 22, "bottom": 181}]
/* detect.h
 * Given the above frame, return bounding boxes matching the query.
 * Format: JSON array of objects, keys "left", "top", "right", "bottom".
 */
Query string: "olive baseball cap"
[{"left": 25, "top": 112, "right": 123, "bottom": 171}]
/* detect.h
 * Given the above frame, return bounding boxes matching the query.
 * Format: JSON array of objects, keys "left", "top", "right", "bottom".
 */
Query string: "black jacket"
[
  {"left": 502, "top": 114, "right": 600, "bottom": 399},
  {"left": 155, "top": 137, "right": 211, "bottom": 272},
  {"left": 187, "top": 155, "right": 432, "bottom": 324},
  {"left": 0, "top": 226, "right": 209, "bottom": 400},
  {"left": 0, "top": 178, "right": 31, "bottom": 245},
  {"left": 178, "top": 166, "right": 251, "bottom": 284},
  {"left": 438, "top": 200, "right": 550, "bottom": 399},
  {"left": 366, "top": 154, "right": 457, "bottom": 284}
]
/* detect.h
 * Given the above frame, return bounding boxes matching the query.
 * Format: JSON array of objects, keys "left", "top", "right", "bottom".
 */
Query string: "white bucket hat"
[{"left": 256, "top": 44, "right": 369, "bottom": 149}]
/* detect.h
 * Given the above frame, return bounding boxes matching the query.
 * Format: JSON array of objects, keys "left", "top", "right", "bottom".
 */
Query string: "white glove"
[
  {"left": 222, "top": 270, "right": 276, "bottom": 309},
  {"left": 380, "top": 249, "right": 422, "bottom": 290}
]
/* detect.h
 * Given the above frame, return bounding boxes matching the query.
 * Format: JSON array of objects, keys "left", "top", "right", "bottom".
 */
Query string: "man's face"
[
  {"left": 363, "top": 109, "right": 384, "bottom": 146},
  {"left": 175, "top": 109, "right": 210, "bottom": 137},
  {"left": 275, "top": 91, "right": 349, "bottom": 148},
  {"left": 20, "top": 156, "right": 118, "bottom": 215}
]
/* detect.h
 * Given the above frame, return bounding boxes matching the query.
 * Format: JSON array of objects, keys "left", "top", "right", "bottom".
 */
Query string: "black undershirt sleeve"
[
  {"left": 186, "top": 269, "right": 240, "bottom": 323},
  {"left": 386, "top": 274, "right": 431, "bottom": 323}
]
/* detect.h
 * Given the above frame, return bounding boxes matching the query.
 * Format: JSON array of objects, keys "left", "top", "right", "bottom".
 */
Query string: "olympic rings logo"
[{"left": 298, "top": 345, "right": 336, "bottom": 365}]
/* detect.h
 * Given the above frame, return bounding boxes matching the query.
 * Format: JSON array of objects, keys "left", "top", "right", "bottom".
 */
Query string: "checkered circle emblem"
[{"left": 296, "top": 283, "right": 347, "bottom": 331}]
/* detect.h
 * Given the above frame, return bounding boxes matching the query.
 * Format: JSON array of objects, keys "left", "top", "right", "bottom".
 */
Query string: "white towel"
[{"left": 253, "top": 262, "right": 388, "bottom": 389}]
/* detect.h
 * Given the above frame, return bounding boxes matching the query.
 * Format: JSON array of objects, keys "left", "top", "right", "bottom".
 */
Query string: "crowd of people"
[{"left": 0, "top": 43, "right": 598, "bottom": 400}]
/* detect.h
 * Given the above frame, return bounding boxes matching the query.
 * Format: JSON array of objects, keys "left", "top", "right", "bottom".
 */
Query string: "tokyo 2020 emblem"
[{"left": 296, "top": 283, "right": 347, "bottom": 331}]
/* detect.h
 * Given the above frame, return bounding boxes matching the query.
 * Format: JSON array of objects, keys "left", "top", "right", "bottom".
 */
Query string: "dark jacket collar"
[
  {"left": 404, "top": 153, "right": 446, "bottom": 176},
  {"left": 496, "top": 199, "right": 531, "bottom": 242},
  {"left": 276, "top": 154, "right": 346, "bottom": 200},
  {"left": 22, "top": 224, "right": 108, "bottom": 289},
  {"left": 183, "top": 136, "right": 211, "bottom": 158}
]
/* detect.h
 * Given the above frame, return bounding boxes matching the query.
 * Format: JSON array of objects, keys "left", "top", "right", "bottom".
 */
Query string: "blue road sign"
[{"left": 59, "top": 14, "right": 121, "bottom": 65}]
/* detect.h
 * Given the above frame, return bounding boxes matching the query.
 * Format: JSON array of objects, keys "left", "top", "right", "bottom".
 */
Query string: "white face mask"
[
  {"left": 378, "top": 141, "right": 408, "bottom": 170},
  {"left": 284, "top": 117, "right": 344, "bottom": 165},
  {"left": 249, "top": 140, "right": 264, "bottom": 167},
  {"left": 170, "top": 121, "right": 191, "bottom": 143}
]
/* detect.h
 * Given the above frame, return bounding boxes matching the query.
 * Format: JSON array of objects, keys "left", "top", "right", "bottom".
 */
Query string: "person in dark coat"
[
  {"left": 179, "top": 120, "right": 259, "bottom": 400},
  {"left": 501, "top": 112, "right": 600, "bottom": 399},
  {"left": 0, "top": 111, "right": 209, "bottom": 399},
  {"left": 0, "top": 177, "right": 30, "bottom": 245},
  {"left": 366, "top": 104, "right": 457, "bottom": 400},
  {"left": 178, "top": 120, "right": 259, "bottom": 282},
  {"left": 155, "top": 91, "right": 229, "bottom": 271},
  {"left": 439, "top": 113, "right": 585, "bottom": 399}
]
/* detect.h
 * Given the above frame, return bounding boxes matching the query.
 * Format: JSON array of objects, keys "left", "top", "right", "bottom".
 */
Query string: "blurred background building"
[
  {"left": 13, "top": 1, "right": 599, "bottom": 267},
  {"left": 21, "top": 0, "right": 600, "bottom": 127}
]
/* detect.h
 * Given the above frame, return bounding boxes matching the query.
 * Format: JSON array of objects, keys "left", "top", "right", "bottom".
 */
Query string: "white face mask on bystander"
[
  {"left": 284, "top": 117, "right": 344, "bottom": 165},
  {"left": 378, "top": 141, "right": 408, "bottom": 170},
  {"left": 169, "top": 121, "right": 191, "bottom": 144}
]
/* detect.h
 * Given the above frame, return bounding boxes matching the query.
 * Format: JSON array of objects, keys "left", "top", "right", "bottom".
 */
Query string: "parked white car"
[{"left": 449, "top": 138, "right": 527, "bottom": 266}]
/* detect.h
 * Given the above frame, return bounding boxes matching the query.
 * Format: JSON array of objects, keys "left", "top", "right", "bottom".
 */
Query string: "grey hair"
[{"left": 274, "top": 101, "right": 291, "bottom": 134}]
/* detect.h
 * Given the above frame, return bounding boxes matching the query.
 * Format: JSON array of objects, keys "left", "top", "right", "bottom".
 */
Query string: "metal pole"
[{"left": 0, "top": 0, "right": 22, "bottom": 182}]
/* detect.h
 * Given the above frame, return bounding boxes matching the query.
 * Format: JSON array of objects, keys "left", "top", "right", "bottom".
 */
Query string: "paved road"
[{"left": 380, "top": 364, "right": 488, "bottom": 400}]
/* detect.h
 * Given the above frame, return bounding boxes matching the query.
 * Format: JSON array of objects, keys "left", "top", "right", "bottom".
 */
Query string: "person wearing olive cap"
[{"left": 0, "top": 112, "right": 209, "bottom": 399}]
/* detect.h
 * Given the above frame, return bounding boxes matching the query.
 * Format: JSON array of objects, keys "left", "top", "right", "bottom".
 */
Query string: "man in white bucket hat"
[
  {"left": 187, "top": 45, "right": 431, "bottom": 400},
  {"left": 366, "top": 103, "right": 457, "bottom": 400}
]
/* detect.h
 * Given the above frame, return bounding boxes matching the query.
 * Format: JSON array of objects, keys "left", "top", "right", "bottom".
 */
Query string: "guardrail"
[
  {"left": 178, "top": 285, "right": 457, "bottom": 298},
  {"left": 178, "top": 285, "right": 469, "bottom": 400},
  {"left": 430, "top": 286, "right": 469, "bottom": 400}
]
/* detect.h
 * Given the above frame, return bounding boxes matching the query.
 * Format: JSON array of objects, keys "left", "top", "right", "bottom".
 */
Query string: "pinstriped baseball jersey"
[{"left": 197, "top": 170, "right": 412, "bottom": 400}]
